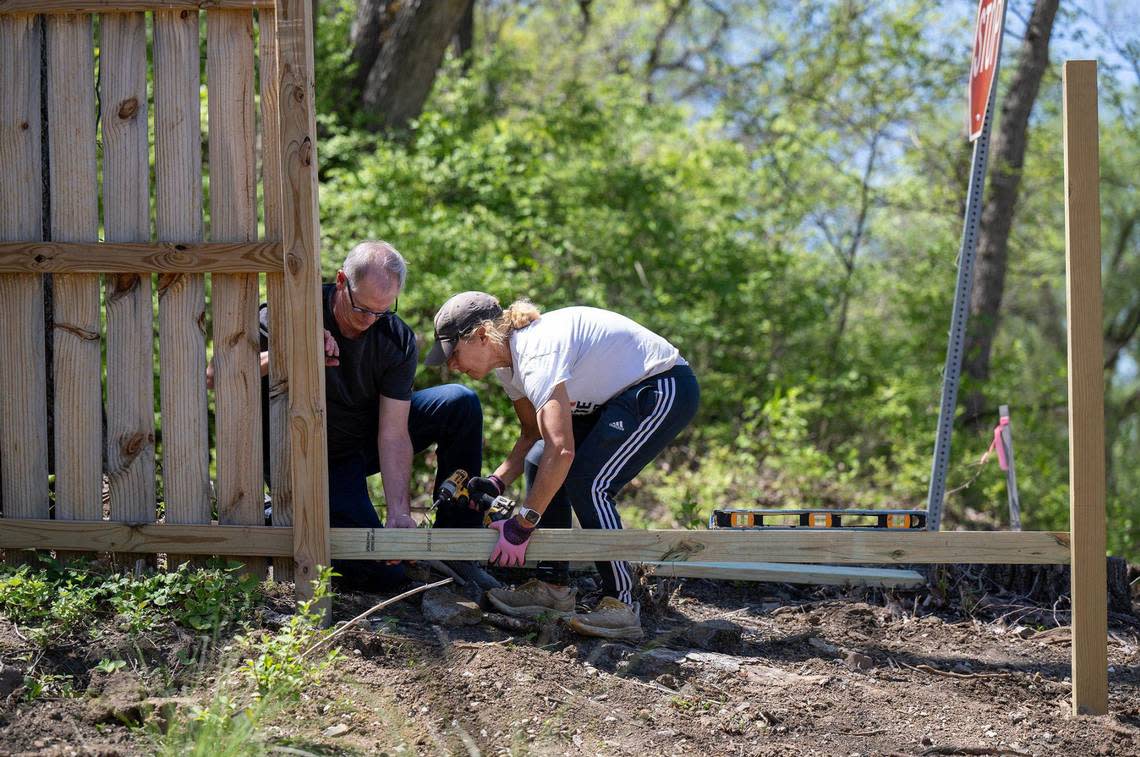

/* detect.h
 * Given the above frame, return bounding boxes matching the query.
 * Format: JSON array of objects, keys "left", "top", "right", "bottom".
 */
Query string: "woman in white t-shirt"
[{"left": 425, "top": 291, "right": 700, "bottom": 640}]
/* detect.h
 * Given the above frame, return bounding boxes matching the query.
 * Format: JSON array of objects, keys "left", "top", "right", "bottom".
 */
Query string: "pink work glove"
[{"left": 488, "top": 517, "right": 534, "bottom": 568}]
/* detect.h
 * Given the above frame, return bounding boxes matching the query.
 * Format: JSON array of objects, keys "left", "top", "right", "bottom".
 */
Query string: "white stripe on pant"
[{"left": 589, "top": 375, "right": 677, "bottom": 604}]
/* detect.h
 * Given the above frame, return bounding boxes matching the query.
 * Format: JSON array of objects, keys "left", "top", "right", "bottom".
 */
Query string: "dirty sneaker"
[
  {"left": 486, "top": 579, "right": 576, "bottom": 619},
  {"left": 567, "top": 597, "right": 643, "bottom": 640}
]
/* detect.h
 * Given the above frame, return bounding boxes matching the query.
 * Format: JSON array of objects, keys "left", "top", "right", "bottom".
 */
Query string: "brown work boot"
[
  {"left": 486, "top": 579, "right": 576, "bottom": 619},
  {"left": 567, "top": 597, "right": 643, "bottom": 640}
]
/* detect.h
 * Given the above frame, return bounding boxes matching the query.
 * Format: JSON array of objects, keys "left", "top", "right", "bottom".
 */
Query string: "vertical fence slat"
[
  {"left": 276, "top": 0, "right": 330, "bottom": 605},
  {"left": 208, "top": 8, "right": 265, "bottom": 575},
  {"left": 102, "top": 12, "right": 155, "bottom": 546},
  {"left": 47, "top": 14, "right": 102, "bottom": 528},
  {"left": 259, "top": 7, "right": 293, "bottom": 582},
  {"left": 154, "top": 9, "right": 211, "bottom": 568},
  {"left": 0, "top": 16, "right": 50, "bottom": 534}
]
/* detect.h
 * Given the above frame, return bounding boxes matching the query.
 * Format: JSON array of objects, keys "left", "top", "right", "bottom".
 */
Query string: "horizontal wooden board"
[
  {"left": 0, "top": 519, "right": 291, "bottom": 556},
  {"left": 329, "top": 529, "right": 1071, "bottom": 565},
  {"left": 1, "top": 525, "right": 1072, "bottom": 566},
  {"left": 0, "top": 0, "right": 272, "bottom": 14},
  {"left": 641, "top": 561, "right": 926, "bottom": 587},
  {"left": 0, "top": 241, "right": 282, "bottom": 272}
]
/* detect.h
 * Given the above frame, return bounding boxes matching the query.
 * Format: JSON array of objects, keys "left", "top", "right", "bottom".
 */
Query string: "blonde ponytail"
[{"left": 482, "top": 298, "right": 541, "bottom": 344}]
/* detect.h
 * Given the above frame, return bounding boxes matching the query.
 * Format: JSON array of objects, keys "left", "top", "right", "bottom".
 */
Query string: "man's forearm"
[{"left": 378, "top": 432, "right": 414, "bottom": 519}]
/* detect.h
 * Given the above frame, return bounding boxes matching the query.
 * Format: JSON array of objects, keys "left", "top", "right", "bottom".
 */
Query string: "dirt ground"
[{"left": 2, "top": 566, "right": 1139, "bottom": 756}]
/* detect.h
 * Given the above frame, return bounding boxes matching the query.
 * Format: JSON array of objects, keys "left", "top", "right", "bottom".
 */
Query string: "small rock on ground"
[{"left": 421, "top": 588, "right": 483, "bottom": 626}]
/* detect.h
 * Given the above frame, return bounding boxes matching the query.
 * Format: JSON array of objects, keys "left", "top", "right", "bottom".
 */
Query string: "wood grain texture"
[
  {"left": 259, "top": 6, "right": 293, "bottom": 581},
  {"left": 0, "top": 519, "right": 291, "bottom": 556},
  {"left": 1062, "top": 60, "right": 1108, "bottom": 717},
  {"left": 154, "top": 8, "right": 211, "bottom": 564},
  {"left": 47, "top": 14, "right": 102, "bottom": 523},
  {"left": 0, "top": 0, "right": 272, "bottom": 12},
  {"left": 642, "top": 562, "right": 926, "bottom": 588},
  {"left": 276, "top": 0, "right": 330, "bottom": 601},
  {"left": 102, "top": 12, "right": 155, "bottom": 532},
  {"left": 329, "top": 529, "right": 1073, "bottom": 564},
  {"left": 0, "top": 524, "right": 1070, "bottom": 567},
  {"left": 207, "top": 8, "right": 265, "bottom": 575},
  {"left": 0, "top": 16, "right": 49, "bottom": 524},
  {"left": 0, "top": 241, "right": 284, "bottom": 272}
]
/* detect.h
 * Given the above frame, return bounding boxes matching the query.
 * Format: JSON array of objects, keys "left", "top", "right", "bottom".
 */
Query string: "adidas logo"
[{"left": 609, "top": 420, "right": 625, "bottom": 431}]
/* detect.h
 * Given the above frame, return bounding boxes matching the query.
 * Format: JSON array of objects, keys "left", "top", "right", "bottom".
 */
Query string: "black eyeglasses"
[{"left": 345, "top": 279, "right": 397, "bottom": 319}]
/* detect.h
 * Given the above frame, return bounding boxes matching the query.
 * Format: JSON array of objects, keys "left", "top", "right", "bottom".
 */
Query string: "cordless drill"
[{"left": 432, "top": 469, "right": 516, "bottom": 526}]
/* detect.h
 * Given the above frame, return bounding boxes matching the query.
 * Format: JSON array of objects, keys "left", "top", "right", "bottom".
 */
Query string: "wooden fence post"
[
  {"left": 276, "top": 0, "right": 331, "bottom": 611},
  {"left": 1062, "top": 59, "right": 1108, "bottom": 717}
]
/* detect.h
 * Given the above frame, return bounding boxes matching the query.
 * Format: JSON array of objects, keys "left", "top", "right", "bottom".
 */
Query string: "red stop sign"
[{"left": 969, "top": 0, "right": 1006, "bottom": 141}]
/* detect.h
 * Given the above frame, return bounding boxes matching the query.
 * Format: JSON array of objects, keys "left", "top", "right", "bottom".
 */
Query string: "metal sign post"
[{"left": 926, "top": 0, "right": 1010, "bottom": 531}]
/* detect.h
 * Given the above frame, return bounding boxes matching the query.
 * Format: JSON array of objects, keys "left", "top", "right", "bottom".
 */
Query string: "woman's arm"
[
  {"left": 520, "top": 383, "right": 575, "bottom": 516},
  {"left": 490, "top": 397, "right": 542, "bottom": 488}
]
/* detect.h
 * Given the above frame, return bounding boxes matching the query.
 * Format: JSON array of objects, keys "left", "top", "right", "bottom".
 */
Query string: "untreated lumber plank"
[
  {"left": 0, "top": 241, "right": 284, "bottom": 273},
  {"left": 47, "top": 14, "right": 102, "bottom": 526},
  {"left": 277, "top": 0, "right": 330, "bottom": 602},
  {"left": 0, "top": 0, "right": 273, "bottom": 13},
  {"left": 1062, "top": 60, "right": 1108, "bottom": 717},
  {"left": 155, "top": 7, "right": 212, "bottom": 567},
  {"left": 0, "top": 525, "right": 1070, "bottom": 565},
  {"left": 641, "top": 562, "right": 926, "bottom": 588},
  {"left": 259, "top": 5, "right": 293, "bottom": 582},
  {"left": 0, "top": 519, "right": 291, "bottom": 557},
  {"left": 0, "top": 16, "right": 50, "bottom": 526},
  {"left": 102, "top": 11, "right": 155, "bottom": 545},
  {"left": 208, "top": 7, "right": 265, "bottom": 576},
  {"left": 328, "top": 529, "right": 1072, "bottom": 564}
]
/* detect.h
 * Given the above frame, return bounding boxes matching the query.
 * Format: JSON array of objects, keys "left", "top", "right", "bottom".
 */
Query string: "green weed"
[
  {"left": 0, "top": 557, "right": 262, "bottom": 643},
  {"left": 152, "top": 569, "right": 341, "bottom": 755}
]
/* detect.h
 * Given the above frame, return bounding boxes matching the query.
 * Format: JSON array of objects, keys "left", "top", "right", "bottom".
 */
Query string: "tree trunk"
[
  {"left": 962, "top": 0, "right": 1060, "bottom": 427},
  {"left": 349, "top": 0, "right": 395, "bottom": 98},
  {"left": 454, "top": 0, "right": 474, "bottom": 70},
  {"left": 356, "top": 0, "right": 471, "bottom": 132}
]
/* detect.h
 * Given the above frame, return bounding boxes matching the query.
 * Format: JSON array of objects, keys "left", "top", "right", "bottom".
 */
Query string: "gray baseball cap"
[{"left": 424, "top": 291, "right": 503, "bottom": 366}]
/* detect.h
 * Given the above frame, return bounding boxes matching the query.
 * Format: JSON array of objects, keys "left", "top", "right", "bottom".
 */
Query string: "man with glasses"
[{"left": 256, "top": 240, "right": 490, "bottom": 591}]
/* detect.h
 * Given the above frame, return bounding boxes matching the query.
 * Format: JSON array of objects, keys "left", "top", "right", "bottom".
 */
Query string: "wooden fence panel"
[
  {"left": 46, "top": 14, "right": 102, "bottom": 529},
  {"left": 0, "top": 16, "right": 50, "bottom": 535},
  {"left": 208, "top": 8, "right": 265, "bottom": 576},
  {"left": 102, "top": 12, "right": 156, "bottom": 547},
  {"left": 155, "top": 8, "right": 211, "bottom": 568},
  {"left": 259, "top": 7, "right": 294, "bottom": 581}
]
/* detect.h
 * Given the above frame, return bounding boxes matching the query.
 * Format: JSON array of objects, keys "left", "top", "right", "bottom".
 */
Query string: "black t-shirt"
[{"left": 260, "top": 283, "right": 417, "bottom": 462}]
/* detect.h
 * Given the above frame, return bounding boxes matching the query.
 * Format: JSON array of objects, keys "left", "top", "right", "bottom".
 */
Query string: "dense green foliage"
[
  {"left": 0, "top": 558, "right": 260, "bottom": 643},
  {"left": 310, "top": 1, "right": 1138, "bottom": 558}
]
